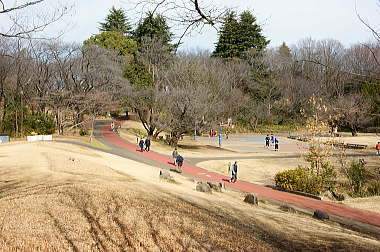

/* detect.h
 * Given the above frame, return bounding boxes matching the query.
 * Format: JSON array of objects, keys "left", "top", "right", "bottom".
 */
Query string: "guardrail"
[{"left": 26, "top": 135, "right": 53, "bottom": 142}]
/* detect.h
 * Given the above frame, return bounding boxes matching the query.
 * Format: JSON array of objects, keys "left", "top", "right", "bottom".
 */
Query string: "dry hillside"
[{"left": 0, "top": 142, "right": 379, "bottom": 251}]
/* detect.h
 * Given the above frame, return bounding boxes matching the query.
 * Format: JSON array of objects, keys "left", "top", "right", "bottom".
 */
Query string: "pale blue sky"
[{"left": 1, "top": 0, "right": 379, "bottom": 51}]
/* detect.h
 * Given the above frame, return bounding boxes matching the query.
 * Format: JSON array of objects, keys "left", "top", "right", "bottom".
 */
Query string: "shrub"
[
  {"left": 367, "top": 181, "right": 380, "bottom": 196},
  {"left": 25, "top": 113, "right": 55, "bottom": 135},
  {"left": 346, "top": 160, "right": 367, "bottom": 194},
  {"left": 79, "top": 128, "right": 88, "bottom": 136},
  {"left": 275, "top": 167, "right": 324, "bottom": 195}
]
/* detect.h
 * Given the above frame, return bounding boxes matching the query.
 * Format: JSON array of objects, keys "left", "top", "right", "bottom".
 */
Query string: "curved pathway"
[{"left": 95, "top": 120, "right": 380, "bottom": 233}]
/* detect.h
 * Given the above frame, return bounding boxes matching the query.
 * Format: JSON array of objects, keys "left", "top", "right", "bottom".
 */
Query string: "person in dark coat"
[
  {"left": 265, "top": 135, "right": 270, "bottom": 148},
  {"left": 145, "top": 137, "right": 151, "bottom": 152},
  {"left": 274, "top": 138, "right": 279, "bottom": 151},
  {"left": 176, "top": 155, "right": 184, "bottom": 173},
  {"left": 139, "top": 139, "right": 145, "bottom": 152},
  {"left": 229, "top": 161, "right": 238, "bottom": 183}
]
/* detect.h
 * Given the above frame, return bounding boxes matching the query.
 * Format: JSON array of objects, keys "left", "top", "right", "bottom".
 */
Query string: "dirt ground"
[
  {"left": 196, "top": 158, "right": 308, "bottom": 186},
  {"left": 0, "top": 141, "right": 379, "bottom": 250},
  {"left": 317, "top": 134, "right": 380, "bottom": 147}
]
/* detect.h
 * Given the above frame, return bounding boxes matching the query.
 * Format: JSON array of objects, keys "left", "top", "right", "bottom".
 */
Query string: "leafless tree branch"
[
  {"left": 131, "top": 0, "right": 228, "bottom": 46},
  {"left": 298, "top": 59, "right": 380, "bottom": 81},
  {"left": 0, "top": 0, "right": 70, "bottom": 39},
  {"left": 355, "top": 6, "right": 380, "bottom": 42},
  {"left": 0, "top": 0, "right": 44, "bottom": 14}
]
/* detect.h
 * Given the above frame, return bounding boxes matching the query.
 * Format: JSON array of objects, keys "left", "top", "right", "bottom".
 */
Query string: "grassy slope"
[{"left": 1, "top": 142, "right": 378, "bottom": 250}]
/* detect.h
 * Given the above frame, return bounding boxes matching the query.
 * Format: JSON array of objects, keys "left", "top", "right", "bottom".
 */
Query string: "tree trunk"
[
  {"left": 148, "top": 127, "right": 155, "bottom": 137},
  {"left": 169, "top": 133, "right": 180, "bottom": 146},
  {"left": 15, "top": 110, "right": 18, "bottom": 137},
  {"left": 351, "top": 126, "right": 358, "bottom": 136},
  {"left": 249, "top": 117, "right": 258, "bottom": 132},
  {"left": 153, "top": 130, "right": 162, "bottom": 139},
  {"left": 89, "top": 116, "right": 95, "bottom": 142}
]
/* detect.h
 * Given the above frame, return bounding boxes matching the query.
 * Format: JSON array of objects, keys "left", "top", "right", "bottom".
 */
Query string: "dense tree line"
[
  {"left": 0, "top": 38, "right": 127, "bottom": 137},
  {"left": 263, "top": 39, "right": 379, "bottom": 135},
  {"left": 0, "top": 6, "right": 378, "bottom": 141}
]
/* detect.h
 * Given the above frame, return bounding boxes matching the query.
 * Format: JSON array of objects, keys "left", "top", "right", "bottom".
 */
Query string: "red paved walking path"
[{"left": 102, "top": 125, "right": 380, "bottom": 229}]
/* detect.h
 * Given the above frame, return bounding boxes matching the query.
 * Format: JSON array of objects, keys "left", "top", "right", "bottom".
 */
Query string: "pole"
[
  {"left": 194, "top": 121, "right": 196, "bottom": 140},
  {"left": 218, "top": 124, "right": 222, "bottom": 147}
]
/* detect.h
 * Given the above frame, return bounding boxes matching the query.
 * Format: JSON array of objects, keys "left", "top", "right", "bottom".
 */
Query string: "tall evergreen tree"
[
  {"left": 278, "top": 42, "right": 291, "bottom": 58},
  {"left": 133, "top": 12, "right": 173, "bottom": 46},
  {"left": 212, "top": 11, "right": 269, "bottom": 60},
  {"left": 99, "top": 7, "right": 132, "bottom": 36}
]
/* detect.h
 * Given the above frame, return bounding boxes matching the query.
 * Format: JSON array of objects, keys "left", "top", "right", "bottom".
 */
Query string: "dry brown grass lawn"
[
  {"left": 1, "top": 142, "right": 379, "bottom": 250},
  {"left": 56, "top": 135, "right": 110, "bottom": 150},
  {"left": 197, "top": 158, "right": 308, "bottom": 186}
]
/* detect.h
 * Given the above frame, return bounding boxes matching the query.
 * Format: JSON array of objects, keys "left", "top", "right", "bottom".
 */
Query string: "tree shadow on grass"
[{"left": 41, "top": 185, "right": 378, "bottom": 251}]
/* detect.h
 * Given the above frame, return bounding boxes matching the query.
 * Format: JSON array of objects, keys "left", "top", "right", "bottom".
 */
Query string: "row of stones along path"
[{"left": 96, "top": 120, "right": 380, "bottom": 230}]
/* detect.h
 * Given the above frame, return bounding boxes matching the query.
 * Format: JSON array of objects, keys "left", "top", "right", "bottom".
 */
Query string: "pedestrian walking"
[
  {"left": 172, "top": 148, "right": 178, "bottom": 165},
  {"left": 275, "top": 138, "right": 279, "bottom": 151},
  {"left": 145, "top": 137, "right": 151, "bottom": 152},
  {"left": 376, "top": 142, "right": 380, "bottom": 156},
  {"left": 114, "top": 124, "right": 120, "bottom": 135},
  {"left": 176, "top": 155, "right": 184, "bottom": 172},
  {"left": 139, "top": 139, "right": 145, "bottom": 152},
  {"left": 110, "top": 121, "right": 115, "bottom": 131},
  {"left": 229, "top": 161, "right": 238, "bottom": 183},
  {"left": 270, "top": 134, "right": 275, "bottom": 146},
  {"left": 265, "top": 134, "right": 270, "bottom": 148}
]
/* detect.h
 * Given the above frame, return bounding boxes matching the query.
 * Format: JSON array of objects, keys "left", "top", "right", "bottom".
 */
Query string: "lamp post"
[
  {"left": 20, "top": 90, "right": 24, "bottom": 137},
  {"left": 218, "top": 123, "right": 222, "bottom": 147}
]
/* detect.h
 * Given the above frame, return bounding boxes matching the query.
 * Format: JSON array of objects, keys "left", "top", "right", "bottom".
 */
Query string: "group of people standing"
[{"left": 265, "top": 134, "right": 279, "bottom": 151}]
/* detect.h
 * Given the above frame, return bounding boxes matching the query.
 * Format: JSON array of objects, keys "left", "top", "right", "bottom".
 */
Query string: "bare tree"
[
  {"left": 332, "top": 94, "right": 373, "bottom": 136},
  {"left": 0, "top": 0, "right": 71, "bottom": 39},
  {"left": 124, "top": 38, "right": 174, "bottom": 137},
  {"left": 155, "top": 54, "right": 244, "bottom": 145},
  {"left": 132, "top": 0, "right": 228, "bottom": 46}
]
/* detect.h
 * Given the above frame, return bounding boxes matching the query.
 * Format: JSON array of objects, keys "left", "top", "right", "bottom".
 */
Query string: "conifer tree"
[
  {"left": 84, "top": 31, "right": 137, "bottom": 56},
  {"left": 99, "top": 7, "right": 132, "bottom": 36},
  {"left": 278, "top": 42, "right": 291, "bottom": 58},
  {"left": 213, "top": 11, "right": 269, "bottom": 60},
  {"left": 133, "top": 12, "right": 173, "bottom": 46}
]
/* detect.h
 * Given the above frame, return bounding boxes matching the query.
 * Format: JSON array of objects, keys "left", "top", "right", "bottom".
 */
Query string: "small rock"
[
  {"left": 159, "top": 170, "right": 174, "bottom": 181},
  {"left": 341, "top": 193, "right": 351, "bottom": 201},
  {"left": 313, "top": 210, "right": 329, "bottom": 220},
  {"left": 196, "top": 181, "right": 212, "bottom": 193},
  {"left": 334, "top": 193, "right": 345, "bottom": 201},
  {"left": 321, "top": 190, "right": 335, "bottom": 201},
  {"left": 279, "top": 204, "right": 297, "bottom": 213},
  {"left": 207, "top": 182, "right": 223, "bottom": 192},
  {"left": 244, "top": 194, "right": 258, "bottom": 205}
]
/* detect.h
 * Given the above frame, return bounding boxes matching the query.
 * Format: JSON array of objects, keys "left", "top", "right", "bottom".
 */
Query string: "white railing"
[{"left": 26, "top": 135, "right": 53, "bottom": 142}]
